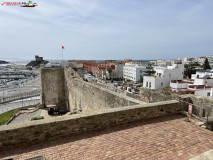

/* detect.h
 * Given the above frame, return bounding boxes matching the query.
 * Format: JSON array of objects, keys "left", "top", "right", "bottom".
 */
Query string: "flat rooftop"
[{"left": 1, "top": 114, "right": 213, "bottom": 160}]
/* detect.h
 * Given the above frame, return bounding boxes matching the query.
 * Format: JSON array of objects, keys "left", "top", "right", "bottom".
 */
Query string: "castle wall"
[
  {"left": 63, "top": 67, "right": 141, "bottom": 113},
  {"left": 40, "top": 68, "right": 68, "bottom": 112},
  {"left": 0, "top": 100, "right": 182, "bottom": 149}
]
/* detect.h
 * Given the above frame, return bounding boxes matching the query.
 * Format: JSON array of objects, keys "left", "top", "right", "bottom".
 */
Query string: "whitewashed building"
[
  {"left": 182, "top": 57, "right": 196, "bottom": 64},
  {"left": 170, "top": 70, "right": 213, "bottom": 98},
  {"left": 188, "top": 85, "right": 213, "bottom": 98},
  {"left": 195, "top": 57, "right": 206, "bottom": 65},
  {"left": 170, "top": 80, "right": 194, "bottom": 92},
  {"left": 191, "top": 70, "right": 213, "bottom": 86},
  {"left": 123, "top": 62, "right": 147, "bottom": 82},
  {"left": 156, "top": 60, "right": 172, "bottom": 66},
  {"left": 102, "top": 64, "right": 123, "bottom": 80},
  {"left": 207, "top": 55, "right": 213, "bottom": 68},
  {"left": 143, "top": 63, "right": 184, "bottom": 90}
]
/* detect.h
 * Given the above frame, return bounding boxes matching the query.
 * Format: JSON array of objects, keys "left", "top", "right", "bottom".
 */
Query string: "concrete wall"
[{"left": 0, "top": 100, "right": 182, "bottom": 149}]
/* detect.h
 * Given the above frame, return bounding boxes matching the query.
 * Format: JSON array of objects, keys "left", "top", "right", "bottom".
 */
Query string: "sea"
[
  {"left": 2, "top": 59, "right": 63, "bottom": 66},
  {"left": 2, "top": 59, "right": 154, "bottom": 66}
]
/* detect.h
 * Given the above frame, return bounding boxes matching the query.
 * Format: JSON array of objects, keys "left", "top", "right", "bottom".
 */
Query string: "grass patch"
[
  {"left": 31, "top": 116, "right": 44, "bottom": 121},
  {"left": 165, "top": 92, "right": 171, "bottom": 95},
  {"left": 0, "top": 105, "right": 37, "bottom": 125}
]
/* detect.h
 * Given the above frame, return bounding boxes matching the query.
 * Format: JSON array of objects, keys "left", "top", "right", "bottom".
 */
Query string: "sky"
[{"left": 0, "top": 0, "right": 213, "bottom": 60}]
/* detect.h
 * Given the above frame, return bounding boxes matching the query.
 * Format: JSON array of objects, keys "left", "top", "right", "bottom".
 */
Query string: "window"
[
  {"left": 161, "top": 82, "right": 163, "bottom": 86},
  {"left": 159, "top": 73, "right": 162, "bottom": 77},
  {"left": 207, "top": 93, "right": 210, "bottom": 96},
  {"left": 146, "top": 82, "right": 148, "bottom": 87},
  {"left": 140, "top": 70, "right": 142, "bottom": 73},
  {"left": 197, "top": 75, "right": 199, "bottom": 78},
  {"left": 149, "top": 82, "right": 151, "bottom": 88},
  {"left": 169, "top": 74, "right": 171, "bottom": 77}
]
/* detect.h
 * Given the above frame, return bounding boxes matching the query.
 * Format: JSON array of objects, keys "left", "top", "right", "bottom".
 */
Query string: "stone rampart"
[
  {"left": 64, "top": 68, "right": 142, "bottom": 113},
  {"left": 0, "top": 100, "right": 181, "bottom": 149},
  {"left": 40, "top": 67, "right": 142, "bottom": 113},
  {"left": 179, "top": 95, "right": 213, "bottom": 117},
  {"left": 90, "top": 82, "right": 179, "bottom": 103},
  {"left": 40, "top": 68, "right": 68, "bottom": 112},
  {"left": 138, "top": 88, "right": 179, "bottom": 103}
]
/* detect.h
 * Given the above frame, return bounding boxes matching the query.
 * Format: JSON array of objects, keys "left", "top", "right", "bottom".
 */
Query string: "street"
[
  {"left": 0, "top": 76, "right": 40, "bottom": 98},
  {"left": 0, "top": 96, "right": 40, "bottom": 114}
]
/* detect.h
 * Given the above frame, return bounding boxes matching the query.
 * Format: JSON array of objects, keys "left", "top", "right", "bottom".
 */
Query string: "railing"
[
  {"left": 0, "top": 97, "right": 40, "bottom": 114},
  {"left": 0, "top": 90, "right": 40, "bottom": 104}
]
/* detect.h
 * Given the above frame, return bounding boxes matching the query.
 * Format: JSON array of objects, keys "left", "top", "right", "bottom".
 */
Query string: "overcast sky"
[{"left": 0, "top": 0, "right": 213, "bottom": 60}]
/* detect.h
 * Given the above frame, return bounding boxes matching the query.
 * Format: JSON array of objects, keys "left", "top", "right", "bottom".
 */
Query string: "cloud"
[{"left": 0, "top": 0, "right": 213, "bottom": 60}]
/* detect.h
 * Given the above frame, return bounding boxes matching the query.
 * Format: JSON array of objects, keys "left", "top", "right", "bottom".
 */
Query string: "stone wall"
[
  {"left": 64, "top": 68, "right": 142, "bottom": 113},
  {"left": 40, "top": 67, "right": 142, "bottom": 113},
  {"left": 138, "top": 88, "right": 179, "bottom": 103},
  {"left": 90, "top": 83, "right": 179, "bottom": 103},
  {"left": 40, "top": 68, "right": 68, "bottom": 112},
  {"left": 88, "top": 82, "right": 213, "bottom": 119},
  {"left": 180, "top": 95, "right": 213, "bottom": 117},
  {"left": 0, "top": 100, "right": 182, "bottom": 149}
]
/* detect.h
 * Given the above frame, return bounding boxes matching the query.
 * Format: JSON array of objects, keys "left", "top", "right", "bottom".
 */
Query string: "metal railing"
[
  {"left": 0, "top": 90, "right": 40, "bottom": 104},
  {"left": 0, "top": 96, "right": 40, "bottom": 114}
]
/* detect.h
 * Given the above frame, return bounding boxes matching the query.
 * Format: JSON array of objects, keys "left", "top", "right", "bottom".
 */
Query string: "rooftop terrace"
[{"left": 1, "top": 114, "right": 213, "bottom": 160}]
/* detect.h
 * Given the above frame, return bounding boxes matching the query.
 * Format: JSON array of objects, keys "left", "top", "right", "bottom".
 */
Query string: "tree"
[
  {"left": 140, "top": 77, "right": 143, "bottom": 83},
  {"left": 144, "top": 63, "right": 156, "bottom": 76},
  {"left": 107, "top": 68, "right": 112, "bottom": 73},
  {"left": 184, "top": 62, "right": 199, "bottom": 78},
  {"left": 184, "top": 64, "right": 195, "bottom": 79},
  {"left": 204, "top": 58, "right": 211, "bottom": 70}
]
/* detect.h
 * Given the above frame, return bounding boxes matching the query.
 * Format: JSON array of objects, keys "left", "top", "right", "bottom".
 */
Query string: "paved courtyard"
[{"left": 1, "top": 114, "right": 213, "bottom": 160}]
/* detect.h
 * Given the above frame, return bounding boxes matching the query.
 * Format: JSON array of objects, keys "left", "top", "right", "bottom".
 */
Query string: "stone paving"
[
  {"left": 9, "top": 109, "right": 50, "bottom": 125},
  {"left": 1, "top": 114, "right": 213, "bottom": 160},
  {"left": 9, "top": 110, "right": 42, "bottom": 125}
]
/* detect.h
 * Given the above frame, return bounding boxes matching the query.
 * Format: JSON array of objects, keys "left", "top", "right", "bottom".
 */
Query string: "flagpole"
[{"left": 62, "top": 46, "right": 64, "bottom": 67}]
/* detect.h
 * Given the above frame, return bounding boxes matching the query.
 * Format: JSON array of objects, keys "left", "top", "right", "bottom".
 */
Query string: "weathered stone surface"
[
  {"left": 189, "top": 149, "right": 213, "bottom": 160},
  {"left": 179, "top": 94, "right": 213, "bottom": 117},
  {"left": 40, "top": 68, "right": 67, "bottom": 112},
  {"left": 0, "top": 100, "right": 182, "bottom": 148},
  {"left": 40, "top": 67, "right": 143, "bottom": 113}
]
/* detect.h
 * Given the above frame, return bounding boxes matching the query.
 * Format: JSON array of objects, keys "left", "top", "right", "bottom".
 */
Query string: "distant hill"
[{"left": 0, "top": 60, "right": 9, "bottom": 64}]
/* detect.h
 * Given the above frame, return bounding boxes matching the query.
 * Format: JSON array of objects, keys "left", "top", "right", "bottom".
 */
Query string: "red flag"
[{"left": 62, "top": 46, "right": 65, "bottom": 49}]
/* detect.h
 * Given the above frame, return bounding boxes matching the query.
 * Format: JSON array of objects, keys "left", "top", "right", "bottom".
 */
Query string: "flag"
[{"left": 62, "top": 46, "right": 65, "bottom": 49}]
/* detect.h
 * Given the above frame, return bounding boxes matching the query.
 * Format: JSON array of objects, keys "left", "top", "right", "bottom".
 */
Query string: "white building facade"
[
  {"left": 156, "top": 60, "right": 172, "bottom": 66},
  {"left": 102, "top": 64, "right": 123, "bottom": 80},
  {"left": 143, "top": 63, "right": 184, "bottom": 90},
  {"left": 123, "top": 62, "right": 147, "bottom": 82},
  {"left": 191, "top": 70, "right": 213, "bottom": 86},
  {"left": 207, "top": 55, "right": 213, "bottom": 68}
]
